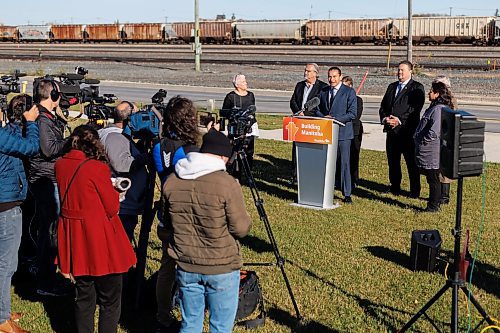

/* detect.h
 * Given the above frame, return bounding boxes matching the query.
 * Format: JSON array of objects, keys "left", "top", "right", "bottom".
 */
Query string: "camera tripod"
[
  {"left": 233, "top": 141, "right": 302, "bottom": 322},
  {"left": 398, "top": 177, "right": 496, "bottom": 333}
]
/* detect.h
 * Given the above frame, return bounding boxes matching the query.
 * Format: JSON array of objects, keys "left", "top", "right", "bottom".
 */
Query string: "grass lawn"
[{"left": 10, "top": 138, "right": 499, "bottom": 332}]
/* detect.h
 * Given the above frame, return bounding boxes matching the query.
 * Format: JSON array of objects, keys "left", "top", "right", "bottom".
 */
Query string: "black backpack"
[{"left": 236, "top": 270, "right": 266, "bottom": 328}]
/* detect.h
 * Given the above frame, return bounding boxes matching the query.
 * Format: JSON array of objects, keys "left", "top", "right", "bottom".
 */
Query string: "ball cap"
[{"left": 200, "top": 129, "right": 233, "bottom": 158}]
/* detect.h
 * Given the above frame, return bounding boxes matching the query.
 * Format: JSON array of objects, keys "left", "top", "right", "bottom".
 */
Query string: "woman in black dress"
[{"left": 222, "top": 74, "right": 258, "bottom": 179}]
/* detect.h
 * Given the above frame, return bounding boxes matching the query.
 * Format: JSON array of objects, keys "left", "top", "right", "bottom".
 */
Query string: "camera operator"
[
  {"left": 152, "top": 96, "right": 199, "bottom": 332},
  {"left": 222, "top": 73, "right": 259, "bottom": 179},
  {"left": 163, "top": 128, "right": 251, "bottom": 333},
  {"left": 98, "top": 101, "right": 148, "bottom": 241},
  {"left": 0, "top": 97, "right": 39, "bottom": 333},
  {"left": 27, "top": 79, "right": 71, "bottom": 297}
]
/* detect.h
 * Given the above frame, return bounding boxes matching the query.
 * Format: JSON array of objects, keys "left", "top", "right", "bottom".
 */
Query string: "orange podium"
[{"left": 283, "top": 116, "right": 340, "bottom": 209}]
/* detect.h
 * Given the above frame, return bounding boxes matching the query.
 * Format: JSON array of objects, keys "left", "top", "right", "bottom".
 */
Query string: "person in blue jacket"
[
  {"left": 152, "top": 96, "right": 199, "bottom": 332},
  {"left": 0, "top": 95, "right": 39, "bottom": 333}
]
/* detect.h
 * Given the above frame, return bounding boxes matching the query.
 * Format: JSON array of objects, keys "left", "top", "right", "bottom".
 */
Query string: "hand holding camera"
[
  {"left": 111, "top": 177, "right": 132, "bottom": 202},
  {"left": 23, "top": 104, "right": 39, "bottom": 122}
]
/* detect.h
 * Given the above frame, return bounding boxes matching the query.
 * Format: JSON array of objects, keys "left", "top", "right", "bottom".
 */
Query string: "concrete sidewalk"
[{"left": 258, "top": 123, "right": 500, "bottom": 163}]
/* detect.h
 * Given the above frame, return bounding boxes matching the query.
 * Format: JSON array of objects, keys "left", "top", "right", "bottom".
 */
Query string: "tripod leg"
[
  {"left": 460, "top": 286, "right": 498, "bottom": 329},
  {"left": 238, "top": 150, "right": 302, "bottom": 321},
  {"left": 398, "top": 282, "right": 450, "bottom": 333}
]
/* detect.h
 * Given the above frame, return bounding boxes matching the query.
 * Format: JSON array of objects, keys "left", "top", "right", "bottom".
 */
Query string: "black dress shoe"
[
  {"left": 343, "top": 196, "right": 353, "bottom": 204},
  {"left": 424, "top": 205, "right": 440, "bottom": 213}
]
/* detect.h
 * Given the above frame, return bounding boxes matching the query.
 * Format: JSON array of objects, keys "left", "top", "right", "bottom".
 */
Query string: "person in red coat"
[{"left": 55, "top": 125, "right": 136, "bottom": 333}]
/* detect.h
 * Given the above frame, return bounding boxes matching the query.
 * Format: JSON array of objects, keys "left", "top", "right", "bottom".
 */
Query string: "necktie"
[
  {"left": 396, "top": 83, "right": 403, "bottom": 96},
  {"left": 329, "top": 87, "right": 336, "bottom": 107}
]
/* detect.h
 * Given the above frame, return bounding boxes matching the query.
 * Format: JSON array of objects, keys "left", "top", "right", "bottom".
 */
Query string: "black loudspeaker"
[
  {"left": 409, "top": 230, "right": 442, "bottom": 272},
  {"left": 440, "top": 108, "right": 485, "bottom": 179}
]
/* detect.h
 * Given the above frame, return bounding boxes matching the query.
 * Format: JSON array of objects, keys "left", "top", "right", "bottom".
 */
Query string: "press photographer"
[
  {"left": 222, "top": 73, "right": 259, "bottom": 179},
  {"left": 0, "top": 95, "right": 39, "bottom": 333},
  {"left": 98, "top": 101, "right": 148, "bottom": 242}
]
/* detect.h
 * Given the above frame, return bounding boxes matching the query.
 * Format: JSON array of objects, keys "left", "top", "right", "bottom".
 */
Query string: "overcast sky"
[{"left": 1, "top": 0, "right": 497, "bottom": 25}]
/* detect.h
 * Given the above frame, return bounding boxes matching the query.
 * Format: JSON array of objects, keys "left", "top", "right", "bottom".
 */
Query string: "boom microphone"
[{"left": 84, "top": 79, "right": 101, "bottom": 85}]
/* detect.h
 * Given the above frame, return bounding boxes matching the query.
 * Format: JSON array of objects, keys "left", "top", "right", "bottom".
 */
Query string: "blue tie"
[
  {"left": 330, "top": 87, "right": 336, "bottom": 107},
  {"left": 396, "top": 83, "right": 403, "bottom": 96}
]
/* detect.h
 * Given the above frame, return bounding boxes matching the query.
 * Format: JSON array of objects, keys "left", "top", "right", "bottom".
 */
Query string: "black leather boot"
[{"left": 440, "top": 183, "right": 450, "bottom": 204}]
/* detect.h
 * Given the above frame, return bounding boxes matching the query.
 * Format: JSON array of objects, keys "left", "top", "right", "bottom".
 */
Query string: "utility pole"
[
  {"left": 449, "top": 7, "right": 453, "bottom": 16},
  {"left": 407, "top": 0, "right": 413, "bottom": 63},
  {"left": 194, "top": 0, "right": 201, "bottom": 72},
  {"left": 328, "top": 10, "right": 332, "bottom": 20}
]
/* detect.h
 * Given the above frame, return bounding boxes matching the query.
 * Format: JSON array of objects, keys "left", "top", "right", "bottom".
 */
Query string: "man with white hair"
[{"left": 289, "top": 63, "right": 328, "bottom": 183}]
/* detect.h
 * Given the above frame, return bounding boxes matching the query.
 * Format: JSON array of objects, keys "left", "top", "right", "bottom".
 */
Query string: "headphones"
[{"left": 35, "top": 78, "right": 60, "bottom": 103}]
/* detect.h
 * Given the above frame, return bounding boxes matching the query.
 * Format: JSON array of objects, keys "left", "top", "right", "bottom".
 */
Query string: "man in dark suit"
[
  {"left": 379, "top": 60, "right": 425, "bottom": 197},
  {"left": 318, "top": 66, "right": 357, "bottom": 203},
  {"left": 289, "top": 63, "right": 328, "bottom": 183}
]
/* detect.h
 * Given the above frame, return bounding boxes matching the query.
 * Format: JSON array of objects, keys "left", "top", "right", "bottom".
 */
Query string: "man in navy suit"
[
  {"left": 317, "top": 66, "right": 357, "bottom": 203},
  {"left": 379, "top": 60, "right": 425, "bottom": 197}
]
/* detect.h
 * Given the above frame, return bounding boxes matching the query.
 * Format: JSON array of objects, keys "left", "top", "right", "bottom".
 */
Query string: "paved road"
[{"left": 97, "top": 81, "right": 500, "bottom": 132}]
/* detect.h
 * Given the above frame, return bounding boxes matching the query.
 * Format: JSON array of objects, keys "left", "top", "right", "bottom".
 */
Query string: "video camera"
[
  {"left": 126, "top": 89, "right": 167, "bottom": 139},
  {"left": 219, "top": 105, "right": 257, "bottom": 140},
  {"left": 84, "top": 93, "right": 117, "bottom": 122},
  {"left": 0, "top": 70, "right": 24, "bottom": 95},
  {"left": 33, "top": 66, "right": 102, "bottom": 112},
  {"left": 0, "top": 70, "right": 26, "bottom": 123}
]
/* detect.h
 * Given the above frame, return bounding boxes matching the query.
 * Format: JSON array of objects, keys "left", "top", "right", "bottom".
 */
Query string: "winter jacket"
[
  {"left": 163, "top": 152, "right": 251, "bottom": 275},
  {"left": 414, "top": 103, "right": 445, "bottom": 170},
  {"left": 0, "top": 122, "right": 39, "bottom": 204},
  {"left": 28, "top": 106, "right": 67, "bottom": 183},
  {"left": 98, "top": 124, "right": 147, "bottom": 215},
  {"left": 55, "top": 149, "right": 136, "bottom": 277}
]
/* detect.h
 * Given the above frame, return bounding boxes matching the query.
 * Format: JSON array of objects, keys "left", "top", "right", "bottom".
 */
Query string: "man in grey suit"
[{"left": 317, "top": 66, "right": 357, "bottom": 203}]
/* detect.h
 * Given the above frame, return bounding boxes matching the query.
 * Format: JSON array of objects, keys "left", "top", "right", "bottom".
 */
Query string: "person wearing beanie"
[{"left": 162, "top": 128, "right": 252, "bottom": 333}]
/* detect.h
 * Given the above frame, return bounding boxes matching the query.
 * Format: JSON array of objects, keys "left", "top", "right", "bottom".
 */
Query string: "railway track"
[{"left": 1, "top": 44, "right": 498, "bottom": 70}]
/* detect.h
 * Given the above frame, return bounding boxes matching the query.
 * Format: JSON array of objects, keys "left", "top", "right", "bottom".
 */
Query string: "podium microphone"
[{"left": 293, "top": 97, "right": 320, "bottom": 116}]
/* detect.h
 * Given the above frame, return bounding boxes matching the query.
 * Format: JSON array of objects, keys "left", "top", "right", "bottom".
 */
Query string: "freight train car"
[
  {"left": 121, "top": 23, "right": 164, "bottom": 43},
  {"left": 391, "top": 16, "right": 494, "bottom": 45},
  {"left": 17, "top": 25, "right": 51, "bottom": 42},
  {"left": 492, "top": 18, "right": 500, "bottom": 45},
  {"left": 233, "top": 20, "right": 305, "bottom": 44},
  {"left": 171, "top": 21, "right": 232, "bottom": 44},
  {"left": 306, "top": 19, "right": 390, "bottom": 45},
  {"left": 0, "top": 26, "right": 17, "bottom": 42},
  {"left": 163, "top": 23, "right": 178, "bottom": 42},
  {"left": 84, "top": 24, "right": 121, "bottom": 42},
  {"left": 51, "top": 24, "right": 84, "bottom": 42}
]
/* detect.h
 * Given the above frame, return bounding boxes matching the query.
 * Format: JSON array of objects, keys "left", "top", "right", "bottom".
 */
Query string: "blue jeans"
[
  {"left": 176, "top": 268, "right": 240, "bottom": 333},
  {"left": 0, "top": 206, "right": 23, "bottom": 322}
]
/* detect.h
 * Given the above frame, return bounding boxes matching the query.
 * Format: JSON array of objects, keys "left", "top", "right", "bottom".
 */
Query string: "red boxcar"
[
  {"left": 51, "top": 24, "right": 84, "bottom": 42},
  {"left": 85, "top": 24, "right": 121, "bottom": 42},
  {"left": 0, "top": 26, "right": 17, "bottom": 41},
  {"left": 171, "top": 21, "right": 232, "bottom": 43},
  {"left": 121, "top": 23, "right": 164, "bottom": 42}
]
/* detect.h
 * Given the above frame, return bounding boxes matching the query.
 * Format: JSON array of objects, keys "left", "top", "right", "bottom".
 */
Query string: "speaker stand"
[{"left": 398, "top": 178, "right": 497, "bottom": 333}]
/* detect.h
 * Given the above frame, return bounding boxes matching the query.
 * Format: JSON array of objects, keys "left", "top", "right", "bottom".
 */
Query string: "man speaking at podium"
[{"left": 317, "top": 66, "right": 357, "bottom": 203}]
